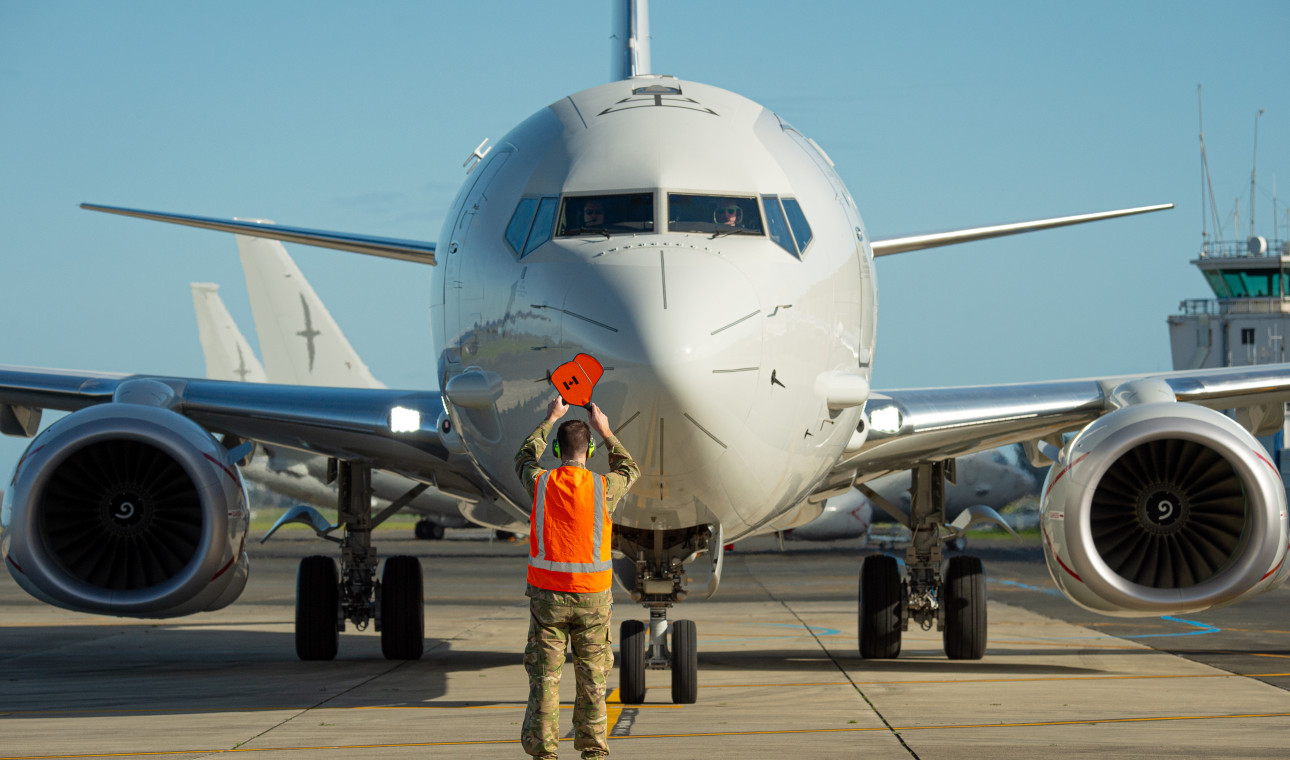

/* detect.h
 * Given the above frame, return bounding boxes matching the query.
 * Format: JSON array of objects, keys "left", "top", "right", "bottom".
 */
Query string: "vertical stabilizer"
[
  {"left": 611, "top": 0, "right": 651, "bottom": 80},
  {"left": 235, "top": 233, "right": 385, "bottom": 389},
  {"left": 191, "top": 283, "right": 268, "bottom": 383}
]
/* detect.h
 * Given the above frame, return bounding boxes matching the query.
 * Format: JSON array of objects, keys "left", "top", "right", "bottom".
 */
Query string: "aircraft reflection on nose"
[{"left": 558, "top": 247, "right": 763, "bottom": 476}]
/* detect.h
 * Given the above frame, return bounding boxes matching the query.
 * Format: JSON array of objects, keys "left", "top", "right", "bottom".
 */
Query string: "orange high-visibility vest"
[{"left": 528, "top": 466, "right": 613, "bottom": 593}]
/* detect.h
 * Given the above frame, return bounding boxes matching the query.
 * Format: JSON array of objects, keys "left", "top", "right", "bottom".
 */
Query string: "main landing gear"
[
  {"left": 267, "top": 461, "right": 429, "bottom": 661},
  {"left": 614, "top": 525, "right": 713, "bottom": 705},
  {"left": 858, "top": 460, "right": 994, "bottom": 661}
]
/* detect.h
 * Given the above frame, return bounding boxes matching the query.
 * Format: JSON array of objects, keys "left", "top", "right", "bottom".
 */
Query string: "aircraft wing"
[
  {"left": 81, "top": 204, "right": 437, "bottom": 265},
  {"left": 846, "top": 364, "right": 1290, "bottom": 478},
  {"left": 0, "top": 366, "right": 493, "bottom": 504}
]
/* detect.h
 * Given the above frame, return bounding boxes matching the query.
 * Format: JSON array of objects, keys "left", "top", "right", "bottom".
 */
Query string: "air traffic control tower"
[
  {"left": 1169, "top": 234, "right": 1290, "bottom": 370},
  {"left": 1168, "top": 233, "right": 1290, "bottom": 478}
]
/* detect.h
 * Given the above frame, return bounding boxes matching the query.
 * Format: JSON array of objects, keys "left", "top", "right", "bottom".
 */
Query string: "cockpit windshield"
[
  {"left": 556, "top": 193, "right": 655, "bottom": 237},
  {"left": 667, "top": 194, "right": 764, "bottom": 235}
]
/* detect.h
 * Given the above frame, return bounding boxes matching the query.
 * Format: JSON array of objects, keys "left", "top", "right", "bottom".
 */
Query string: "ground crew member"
[{"left": 515, "top": 396, "right": 641, "bottom": 759}]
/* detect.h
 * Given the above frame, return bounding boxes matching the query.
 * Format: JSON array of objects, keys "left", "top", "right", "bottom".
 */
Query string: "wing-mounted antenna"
[{"left": 612, "top": 0, "right": 651, "bottom": 80}]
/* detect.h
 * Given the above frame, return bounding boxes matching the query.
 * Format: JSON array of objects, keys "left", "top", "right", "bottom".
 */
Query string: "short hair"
[{"left": 556, "top": 419, "right": 591, "bottom": 458}]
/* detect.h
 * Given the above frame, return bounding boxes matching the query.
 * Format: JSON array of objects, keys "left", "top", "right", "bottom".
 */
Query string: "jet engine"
[
  {"left": 1041, "top": 402, "right": 1289, "bottom": 616},
  {"left": 2, "top": 403, "right": 250, "bottom": 617}
]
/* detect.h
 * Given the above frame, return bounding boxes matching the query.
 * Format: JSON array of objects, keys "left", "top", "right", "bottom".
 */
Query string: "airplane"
[
  {"left": 3, "top": 1, "right": 1288, "bottom": 707},
  {"left": 789, "top": 448, "right": 1037, "bottom": 543},
  {"left": 190, "top": 231, "right": 507, "bottom": 539}
]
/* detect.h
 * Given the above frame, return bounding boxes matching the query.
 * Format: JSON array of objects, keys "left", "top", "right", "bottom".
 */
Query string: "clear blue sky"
[{"left": 2, "top": 0, "right": 1288, "bottom": 475}]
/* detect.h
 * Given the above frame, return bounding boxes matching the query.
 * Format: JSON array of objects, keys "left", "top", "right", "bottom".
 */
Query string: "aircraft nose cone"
[{"left": 561, "top": 246, "right": 762, "bottom": 476}]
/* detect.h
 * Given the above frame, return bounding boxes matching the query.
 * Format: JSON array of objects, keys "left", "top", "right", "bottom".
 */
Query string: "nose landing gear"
[{"left": 614, "top": 525, "right": 712, "bottom": 704}]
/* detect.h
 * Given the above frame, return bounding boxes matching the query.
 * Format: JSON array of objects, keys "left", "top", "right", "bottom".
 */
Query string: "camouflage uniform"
[{"left": 515, "top": 419, "right": 640, "bottom": 758}]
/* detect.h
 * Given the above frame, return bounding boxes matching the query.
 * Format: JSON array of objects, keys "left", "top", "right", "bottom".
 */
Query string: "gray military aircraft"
[
  {"left": 2, "top": 1, "right": 1288, "bottom": 707},
  {"left": 789, "top": 448, "right": 1037, "bottom": 543},
  {"left": 190, "top": 231, "right": 515, "bottom": 539},
  {"left": 191, "top": 279, "right": 475, "bottom": 540}
]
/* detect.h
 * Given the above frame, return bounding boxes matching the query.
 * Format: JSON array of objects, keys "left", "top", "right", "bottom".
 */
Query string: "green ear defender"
[{"left": 553, "top": 438, "right": 594, "bottom": 460}]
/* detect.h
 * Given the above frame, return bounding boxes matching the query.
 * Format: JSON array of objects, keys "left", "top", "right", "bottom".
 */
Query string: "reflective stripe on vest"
[{"left": 530, "top": 468, "right": 611, "bottom": 575}]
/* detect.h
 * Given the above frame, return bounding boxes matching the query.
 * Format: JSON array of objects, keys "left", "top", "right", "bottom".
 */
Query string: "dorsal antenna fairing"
[{"left": 612, "top": 0, "right": 651, "bottom": 80}]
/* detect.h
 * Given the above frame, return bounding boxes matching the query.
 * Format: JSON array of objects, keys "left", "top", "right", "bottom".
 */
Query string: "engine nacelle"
[
  {"left": 1041, "top": 402, "right": 1289, "bottom": 616},
  {"left": 1, "top": 403, "right": 250, "bottom": 617}
]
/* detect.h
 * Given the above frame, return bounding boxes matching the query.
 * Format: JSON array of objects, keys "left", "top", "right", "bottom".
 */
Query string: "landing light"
[
  {"left": 389, "top": 406, "right": 421, "bottom": 433},
  {"left": 868, "top": 407, "right": 903, "bottom": 434}
]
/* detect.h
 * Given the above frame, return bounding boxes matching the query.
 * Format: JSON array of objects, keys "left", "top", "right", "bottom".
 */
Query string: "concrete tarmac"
[{"left": 2, "top": 530, "right": 1288, "bottom": 759}]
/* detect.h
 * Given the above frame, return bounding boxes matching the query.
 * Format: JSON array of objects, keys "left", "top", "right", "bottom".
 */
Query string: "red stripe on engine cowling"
[
  {"left": 1044, "top": 452, "right": 1089, "bottom": 500},
  {"left": 211, "top": 556, "right": 236, "bottom": 581},
  {"left": 1254, "top": 450, "right": 1281, "bottom": 476},
  {"left": 6, "top": 553, "right": 24, "bottom": 575},
  {"left": 202, "top": 452, "right": 240, "bottom": 484},
  {"left": 1041, "top": 521, "right": 1082, "bottom": 582},
  {"left": 1260, "top": 544, "right": 1289, "bottom": 582}
]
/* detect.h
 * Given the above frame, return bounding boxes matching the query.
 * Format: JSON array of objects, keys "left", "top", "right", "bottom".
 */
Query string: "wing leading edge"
[
  {"left": 0, "top": 366, "right": 493, "bottom": 505},
  {"left": 847, "top": 364, "right": 1290, "bottom": 478},
  {"left": 80, "top": 204, "right": 437, "bottom": 266},
  {"left": 870, "top": 203, "right": 1173, "bottom": 257}
]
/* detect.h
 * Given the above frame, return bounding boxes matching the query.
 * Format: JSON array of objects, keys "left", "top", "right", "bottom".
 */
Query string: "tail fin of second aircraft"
[
  {"left": 235, "top": 231, "right": 385, "bottom": 389},
  {"left": 191, "top": 283, "right": 268, "bottom": 383}
]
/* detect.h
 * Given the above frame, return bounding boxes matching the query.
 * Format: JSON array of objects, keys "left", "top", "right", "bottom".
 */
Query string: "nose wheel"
[
  {"left": 670, "top": 619, "right": 697, "bottom": 703},
  {"left": 617, "top": 610, "right": 698, "bottom": 704},
  {"left": 619, "top": 619, "right": 647, "bottom": 704}
]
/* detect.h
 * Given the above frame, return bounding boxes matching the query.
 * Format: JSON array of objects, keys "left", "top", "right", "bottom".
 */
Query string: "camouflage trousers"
[{"left": 521, "top": 598, "right": 614, "bottom": 758}]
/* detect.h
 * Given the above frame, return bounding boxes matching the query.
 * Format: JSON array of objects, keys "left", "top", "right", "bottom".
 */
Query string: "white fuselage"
[{"left": 434, "top": 76, "right": 876, "bottom": 539}]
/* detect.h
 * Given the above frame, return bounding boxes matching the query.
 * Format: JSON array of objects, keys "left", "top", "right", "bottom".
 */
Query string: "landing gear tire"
[
  {"left": 619, "top": 619, "right": 647, "bottom": 705},
  {"left": 858, "top": 554, "right": 902, "bottom": 659},
  {"left": 296, "top": 555, "right": 339, "bottom": 661},
  {"left": 380, "top": 555, "right": 425, "bottom": 660},
  {"left": 943, "top": 554, "right": 986, "bottom": 660},
  {"left": 414, "top": 520, "right": 444, "bottom": 540},
  {"left": 670, "top": 619, "right": 697, "bottom": 704}
]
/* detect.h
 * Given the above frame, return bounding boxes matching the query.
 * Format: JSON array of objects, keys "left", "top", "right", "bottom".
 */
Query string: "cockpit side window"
[
  {"left": 667, "top": 194, "right": 764, "bottom": 235},
  {"left": 523, "top": 197, "right": 560, "bottom": 256},
  {"left": 505, "top": 198, "right": 539, "bottom": 254},
  {"left": 781, "top": 197, "right": 813, "bottom": 253},
  {"left": 506, "top": 195, "right": 559, "bottom": 257},
  {"left": 761, "top": 195, "right": 796, "bottom": 256},
  {"left": 556, "top": 193, "right": 655, "bottom": 237}
]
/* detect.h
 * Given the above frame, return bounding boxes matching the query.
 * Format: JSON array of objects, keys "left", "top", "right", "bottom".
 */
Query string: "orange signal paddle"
[{"left": 550, "top": 353, "right": 604, "bottom": 407}]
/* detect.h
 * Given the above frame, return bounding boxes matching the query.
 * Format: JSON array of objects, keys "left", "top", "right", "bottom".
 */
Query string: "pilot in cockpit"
[
  {"left": 582, "top": 199, "right": 607, "bottom": 228},
  {"left": 714, "top": 201, "right": 743, "bottom": 228}
]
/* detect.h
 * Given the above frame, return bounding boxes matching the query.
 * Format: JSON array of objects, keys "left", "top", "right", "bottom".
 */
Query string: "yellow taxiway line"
[{"left": 4, "top": 712, "right": 1290, "bottom": 759}]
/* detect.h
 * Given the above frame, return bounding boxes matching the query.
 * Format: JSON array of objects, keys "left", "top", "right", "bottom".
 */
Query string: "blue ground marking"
[
  {"left": 990, "top": 577, "right": 1063, "bottom": 596},
  {"left": 1124, "top": 615, "right": 1222, "bottom": 639},
  {"left": 987, "top": 576, "right": 1223, "bottom": 639}
]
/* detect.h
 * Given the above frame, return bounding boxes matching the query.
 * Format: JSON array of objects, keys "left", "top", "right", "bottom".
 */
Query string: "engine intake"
[
  {"left": 3, "top": 403, "right": 249, "bottom": 617},
  {"left": 41, "top": 438, "right": 205, "bottom": 591},
  {"left": 1090, "top": 438, "right": 1246, "bottom": 588},
  {"left": 1042, "top": 402, "right": 1288, "bottom": 616}
]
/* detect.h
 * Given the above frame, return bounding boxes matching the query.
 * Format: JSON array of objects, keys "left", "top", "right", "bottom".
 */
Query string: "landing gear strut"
[
  {"left": 614, "top": 525, "right": 713, "bottom": 704},
  {"left": 281, "top": 461, "right": 426, "bottom": 661},
  {"left": 857, "top": 460, "right": 988, "bottom": 660}
]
